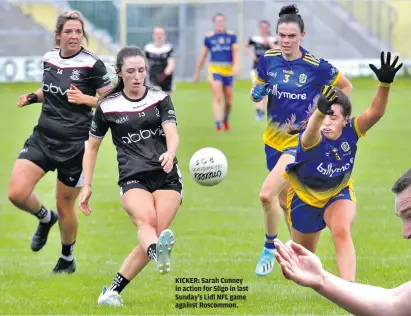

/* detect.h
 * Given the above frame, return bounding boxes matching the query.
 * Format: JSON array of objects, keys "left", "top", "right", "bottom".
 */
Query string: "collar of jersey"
[
  {"left": 280, "top": 46, "right": 307, "bottom": 63},
  {"left": 59, "top": 46, "right": 84, "bottom": 59},
  {"left": 121, "top": 87, "right": 148, "bottom": 102}
]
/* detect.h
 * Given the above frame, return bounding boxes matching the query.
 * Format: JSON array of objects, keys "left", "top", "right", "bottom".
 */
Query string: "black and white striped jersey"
[
  {"left": 38, "top": 47, "right": 111, "bottom": 144},
  {"left": 90, "top": 87, "right": 178, "bottom": 183},
  {"left": 248, "top": 35, "right": 278, "bottom": 68},
  {"left": 144, "top": 43, "right": 174, "bottom": 81}
]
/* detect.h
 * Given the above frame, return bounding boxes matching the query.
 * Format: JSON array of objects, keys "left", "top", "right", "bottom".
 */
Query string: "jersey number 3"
[{"left": 283, "top": 74, "right": 290, "bottom": 83}]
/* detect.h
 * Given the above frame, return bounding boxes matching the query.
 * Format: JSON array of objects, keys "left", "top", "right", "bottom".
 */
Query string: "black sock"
[
  {"left": 109, "top": 272, "right": 130, "bottom": 294},
  {"left": 60, "top": 242, "right": 75, "bottom": 261},
  {"left": 33, "top": 205, "right": 51, "bottom": 223},
  {"left": 147, "top": 243, "right": 157, "bottom": 261}
]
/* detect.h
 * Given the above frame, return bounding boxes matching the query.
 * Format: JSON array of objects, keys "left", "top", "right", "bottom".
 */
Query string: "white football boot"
[
  {"left": 156, "top": 229, "right": 175, "bottom": 275},
  {"left": 97, "top": 286, "right": 123, "bottom": 307}
]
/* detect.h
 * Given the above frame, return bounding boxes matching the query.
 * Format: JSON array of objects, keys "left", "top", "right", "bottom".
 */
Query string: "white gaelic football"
[{"left": 189, "top": 147, "right": 228, "bottom": 186}]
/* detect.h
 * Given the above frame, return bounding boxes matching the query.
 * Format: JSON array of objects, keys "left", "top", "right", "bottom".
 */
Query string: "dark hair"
[
  {"left": 289, "top": 87, "right": 352, "bottom": 135},
  {"left": 392, "top": 169, "right": 411, "bottom": 194},
  {"left": 213, "top": 13, "right": 225, "bottom": 22},
  {"left": 54, "top": 10, "right": 88, "bottom": 46},
  {"left": 260, "top": 20, "right": 270, "bottom": 26},
  {"left": 99, "top": 46, "right": 147, "bottom": 102},
  {"left": 276, "top": 4, "right": 305, "bottom": 33}
]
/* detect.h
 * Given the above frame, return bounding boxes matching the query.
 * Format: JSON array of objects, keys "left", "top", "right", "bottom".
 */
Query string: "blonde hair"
[{"left": 54, "top": 10, "right": 88, "bottom": 46}]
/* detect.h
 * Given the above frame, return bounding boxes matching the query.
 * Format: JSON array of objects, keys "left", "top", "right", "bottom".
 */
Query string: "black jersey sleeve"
[
  {"left": 89, "top": 104, "right": 109, "bottom": 139},
  {"left": 90, "top": 60, "right": 112, "bottom": 90},
  {"left": 158, "top": 95, "right": 177, "bottom": 125},
  {"left": 248, "top": 37, "right": 255, "bottom": 46},
  {"left": 168, "top": 47, "right": 174, "bottom": 58}
]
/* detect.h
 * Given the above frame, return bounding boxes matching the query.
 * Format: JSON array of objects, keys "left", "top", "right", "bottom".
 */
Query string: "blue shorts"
[
  {"left": 265, "top": 144, "right": 297, "bottom": 171},
  {"left": 210, "top": 73, "right": 234, "bottom": 87},
  {"left": 287, "top": 185, "right": 356, "bottom": 234}
]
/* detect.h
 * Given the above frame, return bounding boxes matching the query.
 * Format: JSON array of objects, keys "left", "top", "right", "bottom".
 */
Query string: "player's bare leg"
[
  {"left": 210, "top": 79, "right": 224, "bottom": 131},
  {"left": 8, "top": 159, "right": 58, "bottom": 252},
  {"left": 255, "top": 153, "right": 295, "bottom": 276},
  {"left": 223, "top": 85, "right": 233, "bottom": 131},
  {"left": 324, "top": 199, "right": 357, "bottom": 282}
]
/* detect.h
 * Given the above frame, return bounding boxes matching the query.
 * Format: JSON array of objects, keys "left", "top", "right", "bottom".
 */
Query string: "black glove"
[
  {"left": 369, "top": 51, "right": 403, "bottom": 84},
  {"left": 317, "top": 85, "right": 338, "bottom": 115}
]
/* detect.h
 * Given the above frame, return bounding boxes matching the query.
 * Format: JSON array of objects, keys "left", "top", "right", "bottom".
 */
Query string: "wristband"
[
  {"left": 379, "top": 82, "right": 391, "bottom": 88},
  {"left": 27, "top": 93, "right": 38, "bottom": 104}
]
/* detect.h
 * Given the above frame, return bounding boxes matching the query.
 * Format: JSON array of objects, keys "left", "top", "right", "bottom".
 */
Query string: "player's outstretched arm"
[
  {"left": 243, "top": 43, "right": 257, "bottom": 62},
  {"left": 357, "top": 51, "right": 403, "bottom": 134},
  {"left": 301, "top": 85, "right": 337, "bottom": 149},
  {"left": 79, "top": 137, "right": 102, "bottom": 216},
  {"left": 193, "top": 47, "right": 209, "bottom": 82},
  {"left": 335, "top": 73, "right": 353, "bottom": 96},
  {"left": 160, "top": 122, "right": 179, "bottom": 174},
  {"left": 231, "top": 44, "right": 239, "bottom": 76},
  {"left": 274, "top": 239, "right": 411, "bottom": 316}
]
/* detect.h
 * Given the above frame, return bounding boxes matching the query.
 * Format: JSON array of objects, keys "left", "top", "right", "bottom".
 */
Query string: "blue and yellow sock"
[
  {"left": 264, "top": 233, "right": 277, "bottom": 251},
  {"left": 215, "top": 121, "right": 222, "bottom": 130}
]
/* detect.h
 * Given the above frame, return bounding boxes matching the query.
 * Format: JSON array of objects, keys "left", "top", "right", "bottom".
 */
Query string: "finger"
[
  {"left": 327, "top": 89, "right": 335, "bottom": 101},
  {"left": 386, "top": 51, "right": 391, "bottom": 66},
  {"left": 391, "top": 55, "right": 399, "bottom": 68},
  {"left": 71, "top": 84, "right": 79, "bottom": 90},
  {"left": 394, "top": 62, "right": 403, "bottom": 73},
  {"left": 369, "top": 64, "right": 378, "bottom": 74},
  {"left": 290, "top": 241, "right": 312, "bottom": 256},
  {"left": 280, "top": 262, "right": 293, "bottom": 280},
  {"left": 79, "top": 204, "right": 88, "bottom": 216},
  {"left": 380, "top": 51, "right": 385, "bottom": 67},
  {"left": 274, "top": 239, "right": 292, "bottom": 263},
  {"left": 161, "top": 156, "right": 167, "bottom": 167},
  {"left": 274, "top": 251, "right": 288, "bottom": 265},
  {"left": 159, "top": 154, "right": 164, "bottom": 162}
]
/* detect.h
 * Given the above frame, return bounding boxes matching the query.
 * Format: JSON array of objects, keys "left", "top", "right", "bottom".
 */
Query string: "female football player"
[
  {"left": 8, "top": 10, "right": 111, "bottom": 274},
  {"left": 244, "top": 20, "right": 278, "bottom": 121},
  {"left": 79, "top": 45, "right": 182, "bottom": 306},
  {"left": 284, "top": 52, "right": 402, "bottom": 281},
  {"left": 250, "top": 4, "right": 353, "bottom": 276},
  {"left": 193, "top": 13, "right": 239, "bottom": 131}
]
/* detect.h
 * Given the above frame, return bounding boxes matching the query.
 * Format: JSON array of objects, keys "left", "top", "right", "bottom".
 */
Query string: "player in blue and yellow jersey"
[
  {"left": 283, "top": 52, "right": 402, "bottom": 281},
  {"left": 250, "top": 4, "right": 353, "bottom": 276},
  {"left": 193, "top": 13, "right": 239, "bottom": 131}
]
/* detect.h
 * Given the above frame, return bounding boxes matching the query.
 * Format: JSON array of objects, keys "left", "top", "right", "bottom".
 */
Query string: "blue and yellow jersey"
[
  {"left": 284, "top": 117, "right": 365, "bottom": 208},
  {"left": 204, "top": 31, "right": 237, "bottom": 76},
  {"left": 255, "top": 47, "right": 340, "bottom": 151}
]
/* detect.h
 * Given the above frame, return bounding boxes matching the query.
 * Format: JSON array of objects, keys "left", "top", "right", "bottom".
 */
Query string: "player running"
[
  {"left": 284, "top": 52, "right": 402, "bottom": 281},
  {"left": 193, "top": 13, "right": 239, "bottom": 131},
  {"left": 79, "top": 46, "right": 182, "bottom": 307},
  {"left": 144, "top": 26, "right": 176, "bottom": 95},
  {"left": 244, "top": 20, "right": 278, "bottom": 121},
  {"left": 250, "top": 4, "right": 353, "bottom": 276},
  {"left": 8, "top": 10, "right": 112, "bottom": 274}
]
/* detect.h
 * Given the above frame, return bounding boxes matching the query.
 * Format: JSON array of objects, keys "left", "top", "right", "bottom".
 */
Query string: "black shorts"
[
  {"left": 119, "top": 164, "right": 183, "bottom": 197},
  {"left": 18, "top": 131, "right": 86, "bottom": 188},
  {"left": 149, "top": 75, "right": 173, "bottom": 92}
]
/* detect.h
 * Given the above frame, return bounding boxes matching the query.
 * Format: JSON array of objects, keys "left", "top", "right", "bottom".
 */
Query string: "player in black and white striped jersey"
[
  {"left": 244, "top": 20, "right": 278, "bottom": 121},
  {"left": 144, "top": 27, "right": 176, "bottom": 95},
  {"left": 79, "top": 45, "right": 182, "bottom": 307},
  {"left": 8, "top": 11, "right": 112, "bottom": 274}
]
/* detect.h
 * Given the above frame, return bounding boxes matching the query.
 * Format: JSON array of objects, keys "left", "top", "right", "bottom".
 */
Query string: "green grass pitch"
[{"left": 0, "top": 78, "right": 410, "bottom": 315}]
